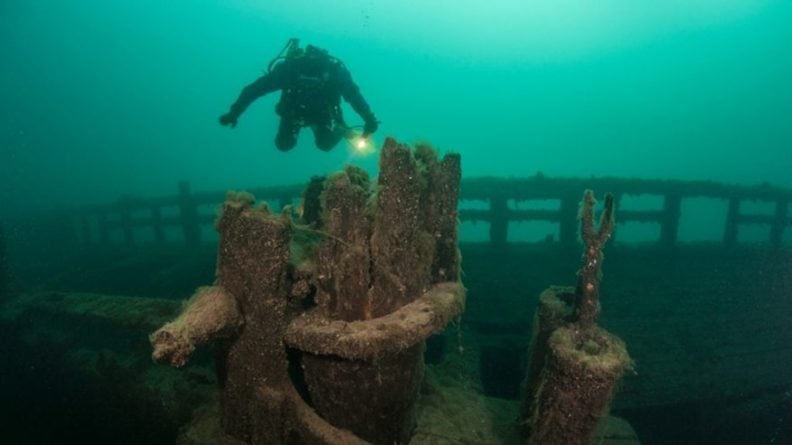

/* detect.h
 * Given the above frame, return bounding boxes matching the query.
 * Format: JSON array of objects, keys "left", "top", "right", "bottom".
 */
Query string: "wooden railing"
[
  {"left": 67, "top": 176, "right": 792, "bottom": 248},
  {"left": 70, "top": 181, "right": 303, "bottom": 247}
]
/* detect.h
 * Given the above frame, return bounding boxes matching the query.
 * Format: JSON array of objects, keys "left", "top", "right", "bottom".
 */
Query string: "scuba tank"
[
  {"left": 266, "top": 38, "right": 344, "bottom": 73},
  {"left": 266, "top": 38, "right": 302, "bottom": 73}
]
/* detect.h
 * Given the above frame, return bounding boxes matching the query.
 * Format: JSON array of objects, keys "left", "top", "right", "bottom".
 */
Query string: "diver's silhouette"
[{"left": 219, "top": 39, "right": 379, "bottom": 151}]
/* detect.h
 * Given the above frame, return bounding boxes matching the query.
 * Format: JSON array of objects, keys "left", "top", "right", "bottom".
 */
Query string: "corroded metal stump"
[
  {"left": 521, "top": 191, "right": 632, "bottom": 445},
  {"left": 150, "top": 138, "right": 464, "bottom": 445}
]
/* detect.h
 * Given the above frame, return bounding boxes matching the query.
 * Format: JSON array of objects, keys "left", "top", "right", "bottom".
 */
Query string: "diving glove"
[
  {"left": 219, "top": 112, "right": 238, "bottom": 128},
  {"left": 363, "top": 118, "right": 379, "bottom": 136}
]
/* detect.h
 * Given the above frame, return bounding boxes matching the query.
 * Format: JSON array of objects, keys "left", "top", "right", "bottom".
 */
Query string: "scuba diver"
[{"left": 219, "top": 39, "right": 379, "bottom": 151}]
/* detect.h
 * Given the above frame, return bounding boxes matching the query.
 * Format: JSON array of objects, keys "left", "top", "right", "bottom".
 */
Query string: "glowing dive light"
[{"left": 350, "top": 135, "right": 374, "bottom": 155}]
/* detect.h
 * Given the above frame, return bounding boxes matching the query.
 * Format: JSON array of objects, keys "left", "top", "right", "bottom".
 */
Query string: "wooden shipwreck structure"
[
  {"left": 5, "top": 136, "right": 792, "bottom": 443},
  {"left": 520, "top": 191, "right": 632, "bottom": 445},
  {"left": 149, "top": 138, "right": 465, "bottom": 444}
]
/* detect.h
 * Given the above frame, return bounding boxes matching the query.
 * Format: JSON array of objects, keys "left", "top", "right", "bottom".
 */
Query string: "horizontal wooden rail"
[{"left": 63, "top": 176, "right": 791, "bottom": 248}]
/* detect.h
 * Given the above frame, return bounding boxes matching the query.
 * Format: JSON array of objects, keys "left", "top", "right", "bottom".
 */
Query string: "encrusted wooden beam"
[
  {"left": 150, "top": 286, "right": 242, "bottom": 367},
  {"left": 285, "top": 282, "right": 465, "bottom": 360}
]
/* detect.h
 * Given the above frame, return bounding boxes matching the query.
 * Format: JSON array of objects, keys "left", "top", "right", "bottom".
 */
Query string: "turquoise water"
[
  {"left": 2, "top": 0, "right": 791, "bottom": 218},
  {"left": 2, "top": 2, "right": 792, "bottom": 444}
]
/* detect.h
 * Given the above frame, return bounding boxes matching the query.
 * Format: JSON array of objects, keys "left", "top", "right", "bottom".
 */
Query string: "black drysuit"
[{"left": 223, "top": 51, "right": 377, "bottom": 151}]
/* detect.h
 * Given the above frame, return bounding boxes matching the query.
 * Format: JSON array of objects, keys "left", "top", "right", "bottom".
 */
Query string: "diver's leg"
[
  {"left": 312, "top": 121, "right": 346, "bottom": 151},
  {"left": 275, "top": 117, "right": 300, "bottom": 151}
]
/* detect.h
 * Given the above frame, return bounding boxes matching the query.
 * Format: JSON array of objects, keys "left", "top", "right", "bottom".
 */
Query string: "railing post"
[
  {"left": 178, "top": 181, "right": 201, "bottom": 246},
  {"left": 489, "top": 195, "right": 508, "bottom": 246},
  {"left": 660, "top": 194, "right": 681, "bottom": 247},
  {"left": 559, "top": 194, "right": 579, "bottom": 246},
  {"left": 724, "top": 198, "right": 739, "bottom": 247},
  {"left": 610, "top": 193, "right": 622, "bottom": 244},
  {"left": 770, "top": 197, "right": 788, "bottom": 247}
]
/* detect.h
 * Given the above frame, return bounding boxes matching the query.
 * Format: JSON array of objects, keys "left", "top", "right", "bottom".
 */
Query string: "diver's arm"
[
  {"left": 220, "top": 68, "right": 284, "bottom": 127},
  {"left": 337, "top": 67, "right": 378, "bottom": 135}
]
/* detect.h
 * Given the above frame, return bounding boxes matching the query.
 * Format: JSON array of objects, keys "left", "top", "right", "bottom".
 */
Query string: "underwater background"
[
  {"left": 3, "top": 0, "right": 792, "bottom": 217},
  {"left": 2, "top": 1, "right": 792, "bottom": 444}
]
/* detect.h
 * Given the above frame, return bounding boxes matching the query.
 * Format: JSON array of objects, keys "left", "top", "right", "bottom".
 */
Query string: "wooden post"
[
  {"left": 770, "top": 198, "right": 788, "bottom": 247},
  {"left": 432, "top": 152, "right": 462, "bottom": 282},
  {"left": 724, "top": 198, "right": 739, "bottom": 247},
  {"left": 489, "top": 195, "right": 508, "bottom": 246},
  {"left": 213, "top": 197, "right": 292, "bottom": 443},
  {"left": 660, "top": 193, "right": 681, "bottom": 247},
  {"left": 178, "top": 181, "right": 201, "bottom": 246},
  {"left": 522, "top": 192, "right": 630, "bottom": 445},
  {"left": 609, "top": 193, "right": 622, "bottom": 244},
  {"left": 287, "top": 140, "right": 465, "bottom": 444}
]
